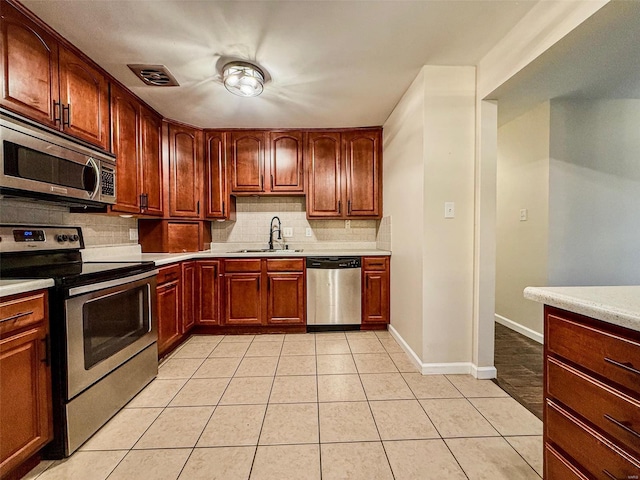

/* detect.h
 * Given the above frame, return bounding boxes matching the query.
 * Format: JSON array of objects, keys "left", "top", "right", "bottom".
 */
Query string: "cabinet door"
[
  {"left": 266, "top": 272, "right": 305, "bottom": 325},
  {"left": 58, "top": 46, "right": 109, "bottom": 150},
  {"left": 269, "top": 131, "right": 304, "bottom": 193},
  {"left": 156, "top": 280, "right": 181, "bottom": 357},
  {"left": 197, "top": 260, "right": 220, "bottom": 326},
  {"left": 110, "top": 85, "right": 140, "bottom": 214},
  {"left": 343, "top": 130, "right": 381, "bottom": 218},
  {"left": 362, "top": 258, "right": 390, "bottom": 324},
  {"left": 181, "top": 261, "right": 196, "bottom": 332},
  {"left": 224, "top": 273, "right": 262, "bottom": 325},
  {"left": 168, "top": 123, "right": 202, "bottom": 218},
  {"left": 0, "top": 3, "right": 59, "bottom": 127},
  {"left": 230, "top": 131, "right": 266, "bottom": 193},
  {"left": 0, "top": 325, "right": 52, "bottom": 474},
  {"left": 306, "top": 132, "right": 342, "bottom": 218},
  {"left": 140, "top": 108, "right": 164, "bottom": 216},
  {"left": 204, "top": 131, "right": 227, "bottom": 218}
]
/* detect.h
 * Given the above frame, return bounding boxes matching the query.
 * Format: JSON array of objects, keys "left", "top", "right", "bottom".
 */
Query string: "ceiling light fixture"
[{"left": 222, "top": 61, "right": 265, "bottom": 97}]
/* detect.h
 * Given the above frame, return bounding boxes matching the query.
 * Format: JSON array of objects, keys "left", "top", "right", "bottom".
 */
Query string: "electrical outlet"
[
  {"left": 282, "top": 227, "right": 293, "bottom": 238},
  {"left": 305, "top": 227, "right": 313, "bottom": 237},
  {"left": 345, "top": 220, "right": 351, "bottom": 229},
  {"left": 129, "top": 228, "right": 138, "bottom": 241},
  {"left": 444, "top": 202, "right": 455, "bottom": 219}
]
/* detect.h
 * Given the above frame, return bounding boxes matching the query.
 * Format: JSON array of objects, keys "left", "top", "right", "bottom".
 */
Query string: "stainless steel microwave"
[{"left": 0, "top": 113, "right": 116, "bottom": 207}]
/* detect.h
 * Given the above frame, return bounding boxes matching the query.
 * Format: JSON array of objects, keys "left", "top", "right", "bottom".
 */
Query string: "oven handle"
[{"left": 67, "top": 270, "right": 159, "bottom": 297}]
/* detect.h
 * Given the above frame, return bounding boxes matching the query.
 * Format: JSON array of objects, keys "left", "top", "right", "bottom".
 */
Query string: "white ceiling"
[
  {"left": 490, "top": 1, "right": 640, "bottom": 126},
  {"left": 23, "top": 0, "right": 537, "bottom": 129}
]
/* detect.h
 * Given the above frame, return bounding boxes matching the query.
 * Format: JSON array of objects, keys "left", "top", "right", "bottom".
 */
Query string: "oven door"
[{"left": 65, "top": 270, "right": 157, "bottom": 400}]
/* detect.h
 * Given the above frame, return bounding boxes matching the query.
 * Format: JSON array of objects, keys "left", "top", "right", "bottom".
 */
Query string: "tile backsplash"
[
  {"left": 211, "top": 197, "right": 379, "bottom": 247},
  {"left": 0, "top": 199, "right": 137, "bottom": 246},
  {"left": 376, "top": 215, "right": 391, "bottom": 251}
]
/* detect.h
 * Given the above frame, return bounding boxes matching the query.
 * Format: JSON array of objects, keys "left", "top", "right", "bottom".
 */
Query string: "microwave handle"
[{"left": 86, "top": 157, "right": 101, "bottom": 199}]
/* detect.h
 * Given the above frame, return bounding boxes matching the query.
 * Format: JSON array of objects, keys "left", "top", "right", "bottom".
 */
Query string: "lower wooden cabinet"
[
  {"left": 362, "top": 257, "right": 390, "bottom": 326},
  {"left": 543, "top": 306, "right": 640, "bottom": 479},
  {"left": 197, "top": 260, "right": 221, "bottom": 326},
  {"left": 221, "top": 258, "right": 305, "bottom": 326},
  {"left": 0, "top": 290, "right": 52, "bottom": 478},
  {"left": 181, "top": 261, "right": 196, "bottom": 332},
  {"left": 156, "top": 264, "right": 182, "bottom": 357}
]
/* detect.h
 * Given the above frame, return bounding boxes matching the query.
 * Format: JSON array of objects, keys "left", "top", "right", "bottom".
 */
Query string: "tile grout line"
[
  {"left": 315, "top": 334, "right": 323, "bottom": 480},
  {"left": 246, "top": 335, "right": 283, "bottom": 479}
]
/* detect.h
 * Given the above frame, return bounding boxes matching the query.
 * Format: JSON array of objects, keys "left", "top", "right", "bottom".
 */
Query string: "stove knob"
[
  {"left": 69, "top": 234, "right": 79, "bottom": 242},
  {"left": 56, "top": 234, "right": 68, "bottom": 242}
]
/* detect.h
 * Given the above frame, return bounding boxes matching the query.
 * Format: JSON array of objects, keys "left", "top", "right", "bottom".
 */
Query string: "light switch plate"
[
  {"left": 444, "top": 202, "right": 455, "bottom": 219},
  {"left": 519, "top": 209, "right": 528, "bottom": 221},
  {"left": 283, "top": 227, "right": 293, "bottom": 238},
  {"left": 345, "top": 220, "right": 351, "bottom": 229},
  {"left": 129, "top": 228, "right": 138, "bottom": 241},
  {"left": 305, "top": 227, "right": 313, "bottom": 237}
]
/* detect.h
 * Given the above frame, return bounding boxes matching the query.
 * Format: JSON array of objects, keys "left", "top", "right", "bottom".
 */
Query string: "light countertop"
[
  {"left": 0, "top": 279, "right": 54, "bottom": 298},
  {"left": 524, "top": 286, "right": 640, "bottom": 333}
]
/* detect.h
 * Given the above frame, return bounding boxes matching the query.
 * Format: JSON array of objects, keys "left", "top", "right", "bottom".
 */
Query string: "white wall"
[
  {"left": 548, "top": 98, "right": 640, "bottom": 286},
  {"left": 496, "top": 101, "right": 550, "bottom": 336},
  {"left": 421, "top": 67, "right": 476, "bottom": 366},
  {"left": 383, "top": 66, "right": 476, "bottom": 371},
  {"left": 382, "top": 69, "right": 426, "bottom": 358}
]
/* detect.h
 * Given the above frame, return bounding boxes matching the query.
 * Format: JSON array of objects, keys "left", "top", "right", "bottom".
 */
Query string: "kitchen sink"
[{"left": 230, "top": 248, "right": 304, "bottom": 253}]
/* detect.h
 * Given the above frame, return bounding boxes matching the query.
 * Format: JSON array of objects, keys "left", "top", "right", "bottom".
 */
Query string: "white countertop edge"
[
  {"left": 524, "top": 286, "right": 640, "bottom": 333},
  {"left": 0, "top": 279, "right": 54, "bottom": 297}
]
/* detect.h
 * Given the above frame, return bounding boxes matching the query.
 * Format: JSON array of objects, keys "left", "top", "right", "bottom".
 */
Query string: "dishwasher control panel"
[{"left": 306, "top": 257, "right": 361, "bottom": 269}]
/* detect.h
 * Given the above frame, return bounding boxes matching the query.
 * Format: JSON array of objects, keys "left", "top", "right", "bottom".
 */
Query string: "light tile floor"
[{"left": 26, "top": 331, "right": 542, "bottom": 480}]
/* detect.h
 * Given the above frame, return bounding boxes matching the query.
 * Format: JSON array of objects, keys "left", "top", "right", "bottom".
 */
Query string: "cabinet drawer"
[
  {"left": 157, "top": 264, "right": 181, "bottom": 285},
  {"left": 224, "top": 259, "right": 261, "bottom": 273},
  {"left": 363, "top": 257, "right": 387, "bottom": 271},
  {"left": 546, "top": 400, "right": 640, "bottom": 479},
  {"left": 547, "top": 311, "right": 640, "bottom": 397},
  {"left": 545, "top": 444, "right": 590, "bottom": 480},
  {"left": 547, "top": 357, "right": 640, "bottom": 456},
  {"left": 0, "top": 291, "right": 46, "bottom": 335},
  {"left": 266, "top": 258, "right": 304, "bottom": 272}
]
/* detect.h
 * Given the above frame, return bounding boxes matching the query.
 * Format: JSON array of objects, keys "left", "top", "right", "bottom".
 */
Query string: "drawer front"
[
  {"left": 546, "top": 400, "right": 640, "bottom": 479},
  {"left": 224, "top": 259, "right": 262, "bottom": 273},
  {"left": 545, "top": 444, "right": 590, "bottom": 480},
  {"left": 157, "top": 264, "right": 181, "bottom": 285},
  {"left": 0, "top": 291, "right": 46, "bottom": 335},
  {"left": 266, "top": 258, "right": 304, "bottom": 272},
  {"left": 547, "top": 357, "right": 640, "bottom": 456},
  {"left": 547, "top": 312, "right": 640, "bottom": 396},
  {"left": 363, "top": 257, "right": 388, "bottom": 271}
]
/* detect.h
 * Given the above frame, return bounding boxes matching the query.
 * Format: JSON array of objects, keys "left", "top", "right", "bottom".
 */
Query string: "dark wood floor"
[{"left": 493, "top": 323, "right": 543, "bottom": 419}]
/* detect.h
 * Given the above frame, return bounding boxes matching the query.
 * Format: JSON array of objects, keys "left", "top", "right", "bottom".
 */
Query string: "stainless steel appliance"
[
  {"left": 306, "top": 257, "right": 361, "bottom": 330},
  {"left": 0, "top": 225, "right": 157, "bottom": 458},
  {"left": 0, "top": 113, "right": 116, "bottom": 207}
]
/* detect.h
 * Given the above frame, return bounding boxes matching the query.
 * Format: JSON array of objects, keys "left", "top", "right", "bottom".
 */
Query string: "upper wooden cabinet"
[
  {"left": 204, "top": 130, "right": 235, "bottom": 220},
  {"left": 166, "top": 121, "right": 203, "bottom": 219},
  {"left": 269, "top": 131, "right": 305, "bottom": 193},
  {"left": 229, "top": 130, "right": 305, "bottom": 195},
  {"left": 307, "top": 129, "right": 381, "bottom": 219},
  {"left": 306, "top": 132, "right": 342, "bottom": 217},
  {"left": 0, "top": 2, "right": 109, "bottom": 149},
  {"left": 111, "top": 85, "right": 163, "bottom": 216}
]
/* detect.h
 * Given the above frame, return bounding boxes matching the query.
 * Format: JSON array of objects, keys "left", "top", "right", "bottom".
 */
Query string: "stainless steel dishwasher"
[{"left": 306, "top": 257, "right": 361, "bottom": 330}]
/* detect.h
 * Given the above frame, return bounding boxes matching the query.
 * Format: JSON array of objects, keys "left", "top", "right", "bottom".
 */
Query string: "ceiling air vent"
[{"left": 127, "top": 64, "right": 179, "bottom": 86}]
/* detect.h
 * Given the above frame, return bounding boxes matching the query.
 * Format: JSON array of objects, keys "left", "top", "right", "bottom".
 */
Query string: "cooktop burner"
[{"left": 0, "top": 225, "right": 156, "bottom": 287}]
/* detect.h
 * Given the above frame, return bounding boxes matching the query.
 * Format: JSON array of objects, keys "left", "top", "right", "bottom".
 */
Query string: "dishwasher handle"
[{"left": 306, "top": 257, "right": 361, "bottom": 269}]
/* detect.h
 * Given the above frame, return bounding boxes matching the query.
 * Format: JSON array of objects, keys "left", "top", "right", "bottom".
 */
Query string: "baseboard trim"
[
  {"left": 388, "top": 325, "right": 497, "bottom": 379},
  {"left": 472, "top": 364, "right": 497, "bottom": 379},
  {"left": 495, "top": 314, "right": 544, "bottom": 344},
  {"left": 387, "top": 325, "right": 423, "bottom": 372}
]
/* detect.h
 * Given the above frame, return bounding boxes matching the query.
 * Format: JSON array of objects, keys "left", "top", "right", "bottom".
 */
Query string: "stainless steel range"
[{"left": 0, "top": 225, "right": 158, "bottom": 458}]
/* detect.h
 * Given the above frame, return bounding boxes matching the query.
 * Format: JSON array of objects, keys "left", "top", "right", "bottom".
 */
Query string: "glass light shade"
[{"left": 222, "top": 61, "right": 264, "bottom": 97}]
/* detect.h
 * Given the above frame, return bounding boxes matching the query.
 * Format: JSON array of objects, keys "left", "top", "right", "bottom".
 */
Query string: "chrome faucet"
[{"left": 268, "top": 216, "right": 282, "bottom": 250}]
